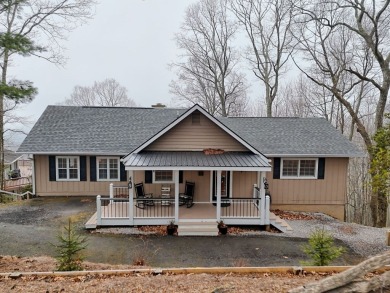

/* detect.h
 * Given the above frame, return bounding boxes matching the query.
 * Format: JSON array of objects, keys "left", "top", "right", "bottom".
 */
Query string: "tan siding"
[
  {"left": 35, "top": 155, "right": 127, "bottom": 196},
  {"left": 232, "top": 171, "right": 257, "bottom": 198},
  {"left": 267, "top": 157, "right": 348, "bottom": 219},
  {"left": 146, "top": 111, "right": 248, "bottom": 152}
]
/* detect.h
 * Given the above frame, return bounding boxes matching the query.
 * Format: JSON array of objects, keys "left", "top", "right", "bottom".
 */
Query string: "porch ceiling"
[{"left": 124, "top": 151, "right": 271, "bottom": 171}]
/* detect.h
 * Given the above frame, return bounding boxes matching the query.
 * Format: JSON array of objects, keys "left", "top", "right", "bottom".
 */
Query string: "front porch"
[{"left": 85, "top": 184, "right": 273, "bottom": 232}]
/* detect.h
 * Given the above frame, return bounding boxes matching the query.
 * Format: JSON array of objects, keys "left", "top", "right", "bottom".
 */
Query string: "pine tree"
[
  {"left": 54, "top": 218, "right": 88, "bottom": 271},
  {"left": 302, "top": 228, "right": 345, "bottom": 266}
]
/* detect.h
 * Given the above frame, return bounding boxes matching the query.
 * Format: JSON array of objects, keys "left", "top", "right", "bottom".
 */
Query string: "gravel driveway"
[{"left": 0, "top": 197, "right": 387, "bottom": 267}]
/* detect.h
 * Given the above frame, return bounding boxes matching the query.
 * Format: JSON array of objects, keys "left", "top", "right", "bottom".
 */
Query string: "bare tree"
[
  {"left": 229, "top": 0, "right": 294, "bottom": 117},
  {"left": 292, "top": 0, "right": 390, "bottom": 226},
  {"left": 0, "top": 0, "right": 95, "bottom": 188},
  {"left": 170, "top": 0, "right": 248, "bottom": 117},
  {"left": 64, "top": 78, "right": 136, "bottom": 107}
]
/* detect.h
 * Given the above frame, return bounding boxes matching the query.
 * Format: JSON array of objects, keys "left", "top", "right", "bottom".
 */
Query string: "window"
[
  {"left": 281, "top": 159, "right": 317, "bottom": 179},
  {"left": 154, "top": 170, "right": 173, "bottom": 183},
  {"left": 56, "top": 156, "right": 79, "bottom": 181},
  {"left": 97, "top": 157, "right": 119, "bottom": 181}
]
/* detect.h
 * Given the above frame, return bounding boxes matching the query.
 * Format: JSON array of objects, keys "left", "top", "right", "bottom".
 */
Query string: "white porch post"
[
  {"left": 259, "top": 172, "right": 266, "bottom": 225},
  {"left": 174, "top": 170, "right": 179, "bottom": 223},
  {"left": 96, "top": 195, "right": 102, "bottom": 226},
  {"left": 109, "top": 183, "right": 114, "bottom": 198},
  {"left": 216, "top": 170, "right": 222, "bottom": 221},
  {"left": 128, "top": 170, "right": 134, "bottom": 225}
]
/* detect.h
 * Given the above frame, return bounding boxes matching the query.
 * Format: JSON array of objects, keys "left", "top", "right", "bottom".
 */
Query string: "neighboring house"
[
  {"left": 3, "top": 150, "right": 32, "bottom": 179},
  {"left": 3, "top": 150, "right": 32, "bottom": 192},
  {"left": 17, "top": 104, "right": 362, "bottom": 233}
]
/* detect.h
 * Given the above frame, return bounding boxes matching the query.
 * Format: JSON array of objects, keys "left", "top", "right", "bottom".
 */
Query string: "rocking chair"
[
  {"left": 134, "top": 182, "right": 154, "bottom": 209},
  {"left": 179, "top": 181, "right": 195, "bottom": 208}
]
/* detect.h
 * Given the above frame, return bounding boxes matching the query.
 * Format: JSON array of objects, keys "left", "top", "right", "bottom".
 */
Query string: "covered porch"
[{"left": 86, "top": 151, "right": 274, "bottom": 234}]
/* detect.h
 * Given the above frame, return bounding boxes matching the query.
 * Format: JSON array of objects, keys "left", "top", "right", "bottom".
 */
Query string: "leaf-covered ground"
[{"left": 0, "top": 256, "right": 328, "bottom": 292}]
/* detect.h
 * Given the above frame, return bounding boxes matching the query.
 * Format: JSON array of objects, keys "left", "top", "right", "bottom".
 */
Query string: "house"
[
  {"left": 17, "top": 104, "right": 362, "bottom": 234},
  {"left": 3, "top": 150, "right": 32, "bottom": 192}
]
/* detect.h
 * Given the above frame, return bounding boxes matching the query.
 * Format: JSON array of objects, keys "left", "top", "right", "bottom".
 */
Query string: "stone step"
[{"left": 179, "top": 231, "right": 219, "bottom": 236}]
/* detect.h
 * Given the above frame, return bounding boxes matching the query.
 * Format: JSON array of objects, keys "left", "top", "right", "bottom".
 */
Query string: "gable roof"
[
  {"left": 127, "top": 104, "right": 261, "bottom": 156},
  {"left": 219, "top": 117, "right": 363, "bottom": 157},
  {"left": 17, "top": 105, "right": 363, "bottom": 157}
]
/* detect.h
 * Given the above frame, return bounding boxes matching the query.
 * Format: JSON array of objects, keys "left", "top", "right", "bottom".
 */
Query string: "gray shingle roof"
[
  {"left": 17, "top": 105, "right": 362, "bottom": 157},
  {"left": 17, "top": 106, "right": 186, "bottom": 154},
  {"left": 126, "top": 151, "right": 270, "bottom": 169},
  {"left": 219, "top": 117, "right": 362, "bottom": 156}
]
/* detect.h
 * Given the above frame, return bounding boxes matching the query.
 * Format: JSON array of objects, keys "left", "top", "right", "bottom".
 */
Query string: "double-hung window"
[
  {"left": 153, "top": 170, "right": 173, "bottom": 183},
  {"left": 56, "top": 156, "right": 80, "bottom": 181},
  {"left": 281, "top": 159, "right": 317, "bottom": 179},
  {"left": 97, "top": 157, "right": 119, "bottom": 181}
]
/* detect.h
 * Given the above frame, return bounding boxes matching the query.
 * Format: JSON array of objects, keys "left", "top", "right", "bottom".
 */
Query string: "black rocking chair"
[
  {"left": 134, "top": 182, "right": 154, "bottom": 209},
  {"left": 179, "top": 181, "right": 195, "bottom": 208}
]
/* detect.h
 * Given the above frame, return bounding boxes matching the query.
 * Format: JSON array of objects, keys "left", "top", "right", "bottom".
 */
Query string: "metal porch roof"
[{"left": 124, "top": 151, "right": 271, "bottom": 170}]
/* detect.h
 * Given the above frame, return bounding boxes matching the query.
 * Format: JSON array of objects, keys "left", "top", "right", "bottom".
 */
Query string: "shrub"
[
  {"left": 301, "top": 228, "right": 345, "bottom": 266},
  {"left": 53, "top": 218, "right": 88, "bottom": 271}
]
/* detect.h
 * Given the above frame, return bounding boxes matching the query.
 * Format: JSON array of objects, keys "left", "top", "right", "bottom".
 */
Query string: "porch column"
[
  {"left": 216, "top": 170, "right": 222, "bottom": 221},
  {"left": 128, "top": 170, "right": 134, "bottom": 225},
  {"left": 259, "top": 171, "right": 266, "bottom": 225},
  {"left": 174, "top": 170, "right": 179, "bottom": 223}
]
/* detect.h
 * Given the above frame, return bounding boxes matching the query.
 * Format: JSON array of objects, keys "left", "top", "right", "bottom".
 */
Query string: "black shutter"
[
  {"left": 318, "top": 158, "right": 325, "bottom": 179},
  {"left": 120, "top": 162, "right": 127, "bottom": 181},
  {"left": 90, "top": 156, "right": 96, "bottom": 182},
  {"left": 49, "top": 156, "right": 56, "bottom": 181},
  {"left": 80, "top": 156, "right": 87, "bottom": 181},
  {"left": 179, "top": 170, "right": 183, "bottom": 183},
  {"left": 145, "top": 170, "right": 153, "bottom": 184},
  {"left": 273, "top": 158, "right": 281, "bottom": 179}
]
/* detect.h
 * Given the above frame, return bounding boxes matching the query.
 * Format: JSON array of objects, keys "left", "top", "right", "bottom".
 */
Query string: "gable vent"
[{"left": 192, "top": 112, "right": 201, "bottom": 125}]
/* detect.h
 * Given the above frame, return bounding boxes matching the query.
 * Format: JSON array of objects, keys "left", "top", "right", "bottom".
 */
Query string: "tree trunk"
[{"left": 289, "top": 251, "right": 390, "bottom": 293}]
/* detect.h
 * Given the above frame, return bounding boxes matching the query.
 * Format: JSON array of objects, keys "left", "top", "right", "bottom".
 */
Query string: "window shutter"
[
  {"left": 273, "top": 158, "right": 281, "bottom": 179},
  {"left": 120, "top": 162, "right": 127, "bottom": 181},
  {"left": 179, "top": 170, "right": 183, "bottom": 183},
  {"left": 212, "top": 171, "right": 216, "bottom": 201},
  {"left": 318, "top": 158, "right": 325, "bottom": 179},
  {"left": 90, "top": 156, "right": 96, "bottom": 182},
  {"left": 145, "top": 170, "right": 153, "bottom": 184},
  {"left": 49, "top": 156, "right": 56, "bottom": 181},
  {"left": 80, "top": 156, "right": 87, "bottom": 181}
]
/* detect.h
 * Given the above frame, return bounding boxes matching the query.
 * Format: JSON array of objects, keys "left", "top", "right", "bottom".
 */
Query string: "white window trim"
[
  {"left": 153, "top": 170, "right": 174, "bottom": 183},
  {"left": 56, "top": 156, "right": 80, "bottom": 181},
  {"left": 96, "top": 157, "right": 120, "bottom": 181},
  {"left": 280, "top": 158, "right": 318, "bottom": 179}
]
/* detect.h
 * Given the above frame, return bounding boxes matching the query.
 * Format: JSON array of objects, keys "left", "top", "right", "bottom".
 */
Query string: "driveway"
[{"left": 0, "top": 197, "right": 363, "bottom": 267}]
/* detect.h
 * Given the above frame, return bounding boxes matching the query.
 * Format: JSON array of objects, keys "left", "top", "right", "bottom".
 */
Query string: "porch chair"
[
  {"left": 179, "top": 181, "right": 195, "bottom": 208},
  {"left": 134, "top": 182, "right": 154, "bottom": 209}
]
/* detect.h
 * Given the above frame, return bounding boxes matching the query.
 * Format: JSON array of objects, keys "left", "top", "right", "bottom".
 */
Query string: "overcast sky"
[{"left": 11, "top": 0, "right": 200, "bottom": 146}]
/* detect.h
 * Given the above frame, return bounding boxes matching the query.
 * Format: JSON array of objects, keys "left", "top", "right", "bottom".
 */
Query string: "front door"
[{"left": 212, "top": 171, "right": 230, "bottom": 202}]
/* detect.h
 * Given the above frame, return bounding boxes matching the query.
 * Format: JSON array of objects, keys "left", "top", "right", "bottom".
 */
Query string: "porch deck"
[{"left": 85, "top": 201, "right": 261, "bottom": 229}]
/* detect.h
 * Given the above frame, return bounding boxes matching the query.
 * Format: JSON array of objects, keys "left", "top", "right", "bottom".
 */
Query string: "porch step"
[
  {"left": 85, "top": 212, "right": 97, "bottom": 229},
  {"left": 269, "top": 212, "right": 292, "bottom": 233},
  {"left": 177, "top": 221, "right": 219, "bottom": 236}
]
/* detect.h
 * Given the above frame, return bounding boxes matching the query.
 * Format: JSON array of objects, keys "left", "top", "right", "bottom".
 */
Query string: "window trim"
[
  {"left": 56, "top": 156, "right": 80, "bottom": 181},
  {"left": 280, "top": 158, "right": 318, "bottom": 179},
  {"left": 153, "top": 170, "right": 174, "bottom": 183},
  {"left": 96, "top": 157, "right": 120, "bottom": 181}
]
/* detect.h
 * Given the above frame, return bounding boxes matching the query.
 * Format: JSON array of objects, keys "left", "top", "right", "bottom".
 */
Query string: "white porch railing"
[
  {"left": 220, "top": 187, "right": 270, "bottom": 225},
  {"left": 95, "top": 184, "right": 270, "bottom": 227}
]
